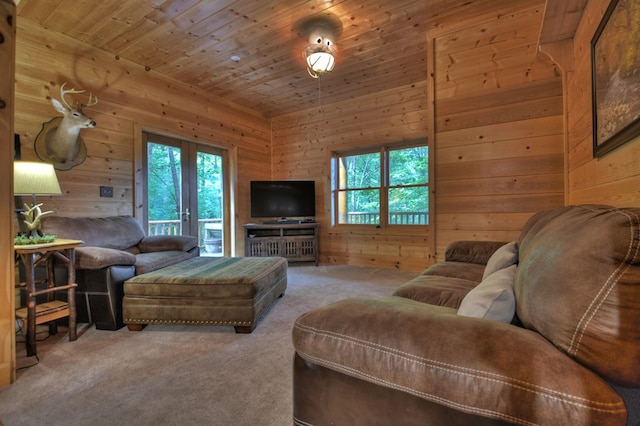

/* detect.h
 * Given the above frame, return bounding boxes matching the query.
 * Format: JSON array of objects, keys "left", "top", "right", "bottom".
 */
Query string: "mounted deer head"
[{"left": 34, "top": 83, "right": 98, "bottom": 170}]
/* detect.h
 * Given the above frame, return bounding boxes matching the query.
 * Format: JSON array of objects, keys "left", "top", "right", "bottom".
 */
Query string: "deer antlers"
[{"left": 59, "top": 82, "right": 98, "bottom": 111}]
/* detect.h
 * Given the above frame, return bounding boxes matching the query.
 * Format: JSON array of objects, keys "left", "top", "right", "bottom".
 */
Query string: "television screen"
[{"left": 250, "top": 180, "right": 316, "bottom": 219}]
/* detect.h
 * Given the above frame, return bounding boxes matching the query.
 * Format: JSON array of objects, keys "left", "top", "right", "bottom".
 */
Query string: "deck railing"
[
  {"left": 149, "top": 212, "right": 428, "bottom": 239},
  {"left": 148, "top": 218, "right": 223, "bottom": 254},
  {"left": 149, "top": 212, "right": 427, "bottom": 248},
  {"left": 345, "top": 211, "right": 428, "bottom": 225}
]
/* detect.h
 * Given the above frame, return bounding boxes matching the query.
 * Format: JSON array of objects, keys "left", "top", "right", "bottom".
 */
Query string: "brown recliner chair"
[{"left": 41, "top": 216, "right": 199, "bottom": 330}]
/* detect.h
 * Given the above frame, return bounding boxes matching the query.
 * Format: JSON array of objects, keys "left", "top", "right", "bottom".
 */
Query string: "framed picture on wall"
[{"left": 591, "top": 0, "right": 640, "bottom": 157}]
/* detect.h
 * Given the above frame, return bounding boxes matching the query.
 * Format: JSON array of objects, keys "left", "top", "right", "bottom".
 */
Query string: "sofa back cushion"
[
  {"left": 444, "top": 240, "right": 508, "bottom": 265},
  {"left": 41, "top": 216, "right": 146, "bottom": 250},
  {"left": 515, "top": 205, "right": 640, "bottom": 386}
]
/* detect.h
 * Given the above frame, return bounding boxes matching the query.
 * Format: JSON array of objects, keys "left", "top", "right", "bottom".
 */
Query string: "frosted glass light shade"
[
  {"left": 307, "top": 51, "right": 335, "bottom": 73},
  {"left": 303, "top": 43, "right": 337, "bottom": 78},
  {"left": 14, "top": 161, "right": 62, "bottom": 196}
]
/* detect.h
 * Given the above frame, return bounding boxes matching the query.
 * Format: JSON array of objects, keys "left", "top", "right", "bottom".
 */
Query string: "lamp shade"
[{"left": 14, "top": 161, "right": 62, "bottom": 196}]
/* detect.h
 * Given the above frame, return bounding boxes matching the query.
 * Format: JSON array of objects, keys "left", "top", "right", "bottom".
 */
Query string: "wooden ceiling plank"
[
  {"left": 16, "top": 0, "right": 64, "bottom": 25},
  {"left": 104, "top": 0, "right": 213, "bottom": 57},
  {"left": 101, "top": 0, "right": 196, "bottom": 51},
  {"left": 167, "top": 0, "right": 236, "bottom": 32},
  {"left": 538, "top": 0, "right": 587, "bottom": 44},
  {"left": 133, "top": 0, "right": 313, "bottom": 71},
  {"left": 124, "top": 0, "right": 316, "bottom": 68},
  {"left": 435, "top": 4, "right": 543, "bottom": 53},
  {"left": 116, "top": 12, "right": 248, "bottom": 70},
  {"left": 132, "top": 0, "right": 425, "bottom": 74},
  {"left": 218, "top": 51, "right": 428, "bottom": 116},
  {"left": 16, "top": 0, "right": 447, "bottom": 118},
  {"left": 175, "top": 17, "right": 427, "bottom": 95},
  {"left": 81, "top": 1, "right": 165, "bottom": 48}
]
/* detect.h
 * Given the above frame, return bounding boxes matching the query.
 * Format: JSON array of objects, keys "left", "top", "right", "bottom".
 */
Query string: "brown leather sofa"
[
  {"left": 293, "top": 205, "right": 640, "bottom": 425},
  {"left": 41, "top": 216, "right": 199, "bottom": 330}
]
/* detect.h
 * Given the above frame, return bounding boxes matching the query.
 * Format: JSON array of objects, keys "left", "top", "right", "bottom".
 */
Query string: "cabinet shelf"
[{"left": 244, "top": 223, "right": 319, "bottom": 264}]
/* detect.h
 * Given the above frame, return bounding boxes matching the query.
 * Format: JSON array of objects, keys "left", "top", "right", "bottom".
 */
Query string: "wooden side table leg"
[
  {"left": 67, "top": 248, "right": 78, "bottom": 341},
  {"left": 24, "top": 253, "right": 37, "bottom": 357},
  {"left": 47, "top": 256, "right": 58, "bottom": 336}
]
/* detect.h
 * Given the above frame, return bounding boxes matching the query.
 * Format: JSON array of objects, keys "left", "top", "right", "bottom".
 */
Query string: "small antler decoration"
[{"left": 21, "top": 203, "right": 54, "bottom": 238}]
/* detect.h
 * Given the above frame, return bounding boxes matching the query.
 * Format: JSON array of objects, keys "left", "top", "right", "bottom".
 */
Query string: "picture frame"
[{"left": 591, "top": 0, "right": 640, "bottom": 157}]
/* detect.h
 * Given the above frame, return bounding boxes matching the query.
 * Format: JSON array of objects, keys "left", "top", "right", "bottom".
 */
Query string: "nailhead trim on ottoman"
[{"left": 123, "top": 256, "right": 287, "bottom": 333}]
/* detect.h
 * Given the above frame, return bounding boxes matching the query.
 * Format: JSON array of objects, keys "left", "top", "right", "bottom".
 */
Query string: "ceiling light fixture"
[
  {"left": 296, "top": 13, "right": 343, "bottom": 79},
  {"left": 303, "top": 36, "right": 336, "bottom": 78}
]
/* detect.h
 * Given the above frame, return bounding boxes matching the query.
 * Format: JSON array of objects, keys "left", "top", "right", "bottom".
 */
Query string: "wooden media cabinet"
[{"left": 244, "top": 223, "right": 319, "bottom": 265}]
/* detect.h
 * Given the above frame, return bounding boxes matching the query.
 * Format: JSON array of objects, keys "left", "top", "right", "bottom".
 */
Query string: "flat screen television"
[{"left": 250, "top": 180, "right": 316, "bottom": 220}]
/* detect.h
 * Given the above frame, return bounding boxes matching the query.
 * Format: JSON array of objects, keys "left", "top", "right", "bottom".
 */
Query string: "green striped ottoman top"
[{"left": 124, "top": 256, "right": 287, "bottom": 299}]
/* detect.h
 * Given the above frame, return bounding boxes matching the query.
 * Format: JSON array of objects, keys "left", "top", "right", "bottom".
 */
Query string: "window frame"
[{"left": 331, "top": 139, "right": 430, "bottom": 235}]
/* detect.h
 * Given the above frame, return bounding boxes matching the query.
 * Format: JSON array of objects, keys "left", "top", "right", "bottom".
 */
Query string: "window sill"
[{"left": 328, "top": 224, "right": 429, "bottom": 237}]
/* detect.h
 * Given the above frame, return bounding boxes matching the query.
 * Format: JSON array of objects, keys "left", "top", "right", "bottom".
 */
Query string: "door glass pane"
[
  {"left": 197, "top": 151, "right": 224, "bottom": 256},
  {"left": 147, "top": 142, "right": 182, "bottom": 235}
]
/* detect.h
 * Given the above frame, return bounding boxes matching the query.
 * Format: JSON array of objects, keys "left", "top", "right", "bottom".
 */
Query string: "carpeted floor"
[{"left": 0, "top": 265, "right": 418, "bottom": 426}]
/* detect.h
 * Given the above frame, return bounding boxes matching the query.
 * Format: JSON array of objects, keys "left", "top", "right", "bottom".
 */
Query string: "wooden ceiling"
[
  {"left": 16, "top": 0, "right": 438, "bottom": 118},
  {"left": 16, "top": 0, "right": 566, "bottom": 118}
]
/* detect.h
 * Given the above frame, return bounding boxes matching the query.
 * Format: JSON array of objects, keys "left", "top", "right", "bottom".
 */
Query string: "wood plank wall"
[
  {"left": 566, "top": 0, "right": 640, "bottom": 206},
  {"left": 431, "top": 0, "right": 564, "bottom": 259},
  {"left": 272, "top": 0, "right": 565, "bottom": 270},
  {"left": 14, "top": 18, "right": 272, "bottom": 255},
  {"left": 1, "top": 0, "right": 17, "bottom": 388},
  {"left": 271, "top": 82, "right": 431, "bottom": 271}
]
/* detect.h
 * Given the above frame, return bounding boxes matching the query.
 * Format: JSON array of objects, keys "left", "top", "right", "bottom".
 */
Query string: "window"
[{"left": 332, "top": 141, "right": 429, "bottom": 227}]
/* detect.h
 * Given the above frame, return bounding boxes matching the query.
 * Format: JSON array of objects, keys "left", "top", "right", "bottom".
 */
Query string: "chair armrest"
[
  {"left": 137, "top": 235, "right": 198, "bottom": 253},
  {"left": 444, "top": 240, "right": 508, "bottom": 264},
  {"left": 75, "top": 247, "right": 137, "bottom": 270}
]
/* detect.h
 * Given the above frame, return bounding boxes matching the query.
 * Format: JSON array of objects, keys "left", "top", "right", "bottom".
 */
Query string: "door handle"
[{"left": 182, "top": 208, "right": 190, "bottom": 222}]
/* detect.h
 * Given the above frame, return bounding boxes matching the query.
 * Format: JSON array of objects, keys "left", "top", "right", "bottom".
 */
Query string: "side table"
[{"left": 14, "top": 238, "right": 83, "bottom": 357}]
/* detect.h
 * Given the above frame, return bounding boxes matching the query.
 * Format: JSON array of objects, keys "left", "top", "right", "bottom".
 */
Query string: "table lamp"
[{"left": 14, "top": 160, "right": 62, "bottom": 238}]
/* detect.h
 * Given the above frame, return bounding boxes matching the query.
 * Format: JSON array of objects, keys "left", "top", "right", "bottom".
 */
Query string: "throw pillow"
[
  {"left": 457, "top": 264, "right": 517, "bottom": 323},
  {"left": 482, "top": 241, "right": 518, "bottom": 280}
]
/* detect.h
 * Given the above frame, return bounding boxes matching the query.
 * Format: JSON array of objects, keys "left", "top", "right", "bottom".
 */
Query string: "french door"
[{"left": 142, "top": 132, "right": 229, "bottom": 256}]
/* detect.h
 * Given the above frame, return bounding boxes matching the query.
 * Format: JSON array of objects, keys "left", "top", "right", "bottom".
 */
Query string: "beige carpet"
[{"left": 0, "top": 265, "right": 418, "bottom": 426}]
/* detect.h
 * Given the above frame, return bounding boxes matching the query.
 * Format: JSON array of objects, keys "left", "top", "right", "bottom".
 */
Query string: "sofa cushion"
[
  {"left": 444, "top": 240, "right": 509, "bottom": 265},
  {"left": 515, "top": 204, "right": 640, "bottom": 386},
  {"left": 138, "top": 235, "right": 198, "bottom": 253},
  {"left": 41, "top": 216, "right": 146, "bottom": 250},
  {"left": 482, "top": 241, "right": 518, "bottom": 280},
  {"left": 393, "top": 274, "right": 479, "bottom": 308},
  {"left": 134, "top": 251, "right": 195, "bottom": 275},
  {"left": 293, "top": 296, "right": 627, "bottom": 426},
  {"left": 458, "top": 264, "right": 516, "bottom": 323},
  {"left": 75, "top": 247, "right": 137, "bottom": 270},
  {"left": 421, "top": 261, "right": 485, "bottom": 282}
]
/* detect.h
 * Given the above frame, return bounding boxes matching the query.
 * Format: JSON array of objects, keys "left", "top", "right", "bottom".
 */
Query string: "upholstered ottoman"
[{"left": 122, "top": 256, "right": 287, "bottom": 333}]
